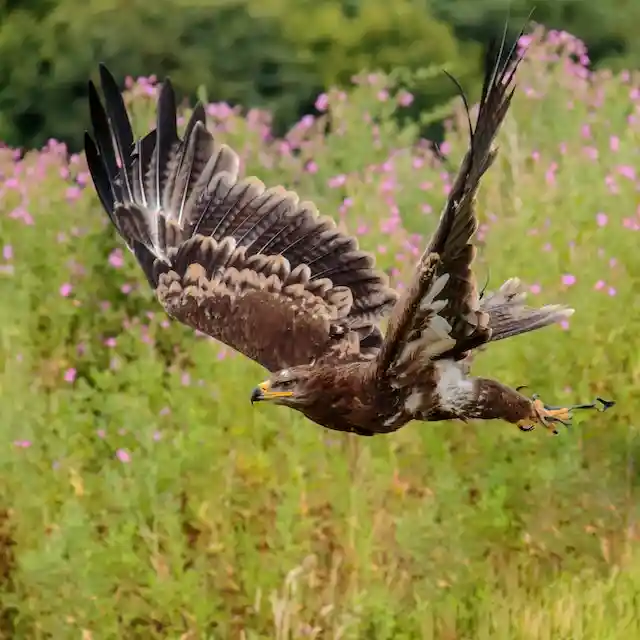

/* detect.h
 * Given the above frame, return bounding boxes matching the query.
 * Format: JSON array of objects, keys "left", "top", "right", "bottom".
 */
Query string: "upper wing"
[
  {"left": 85, "top": 65, "right": 397, "bottom": 372},
  {"left": 376, "top": 22, "right": 525, "bottom": 376}
]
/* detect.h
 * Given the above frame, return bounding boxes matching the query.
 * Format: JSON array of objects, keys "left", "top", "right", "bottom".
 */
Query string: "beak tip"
[{"left": 250, "top": 387, "right": 263, "bottom": 405}]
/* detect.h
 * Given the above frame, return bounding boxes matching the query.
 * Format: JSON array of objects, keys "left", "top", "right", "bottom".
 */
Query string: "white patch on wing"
[
  {"left": 383, "top": 410, "right": 403, "bottom": 427},
  {"left": 404, "top": 390, "right": 423, "bottom": 414},
  {"left": 419, "top": 297, "right": 447, "bottom": 314},
  {"left": 397, "top": 314, "right": 455, "bottom": 366},
  {"left": 434, "top": 360, "right": 474, "bottom": 413},
  {"left": 398, "top": 273, "right": 463, "bottom": 369}
]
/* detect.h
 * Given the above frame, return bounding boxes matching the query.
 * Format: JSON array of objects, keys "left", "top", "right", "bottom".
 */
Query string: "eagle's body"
[
  {"left": 253, "top": 356, "right": 538, "bottom": 436},
  {"left": 83, "top": 23, "right": 611, "bottom": 436}
]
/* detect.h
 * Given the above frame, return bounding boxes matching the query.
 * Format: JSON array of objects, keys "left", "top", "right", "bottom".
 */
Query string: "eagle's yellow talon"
[
  {"left": 533, "top": 399, "right": 571, "bottom": 423},
  {"left": 518, "top": 398, "right": 572, "bottom": 434},
  {"left": 549, "top": 407, "right": 571, "bottom": 422},
  {"left": 518, "top": 395, "right": 615, "bottom": 435}
]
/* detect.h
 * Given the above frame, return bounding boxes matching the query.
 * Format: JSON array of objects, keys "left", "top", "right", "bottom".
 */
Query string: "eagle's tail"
[{"left": 481, "top": 278, "right": 574, "bottom": 343}]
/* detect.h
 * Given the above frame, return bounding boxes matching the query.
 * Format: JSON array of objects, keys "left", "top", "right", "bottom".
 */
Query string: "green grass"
[{"left": 1, "top": 27, "right": 639, "bottom": 638}]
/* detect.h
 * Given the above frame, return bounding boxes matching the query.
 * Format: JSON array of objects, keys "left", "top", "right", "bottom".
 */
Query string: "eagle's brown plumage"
[{"left": 84, "top": 22, "right": 613, "bottom": 437}]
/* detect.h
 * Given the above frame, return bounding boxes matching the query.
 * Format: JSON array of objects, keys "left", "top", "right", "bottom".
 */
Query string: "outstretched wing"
[
  {"left": 376, "top": 22, "right": 525, "bottom": 377},
  {"left": 85, "top": 65, "right": 397, "bottom": 372}
]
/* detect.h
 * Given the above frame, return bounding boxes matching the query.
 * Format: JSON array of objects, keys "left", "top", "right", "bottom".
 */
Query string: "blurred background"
[
  {"left": 2, "top": 0, "right": 640, "bottom": 637},
  {"left": 1, "top": 0, "right": 639, "bottom": 150}
]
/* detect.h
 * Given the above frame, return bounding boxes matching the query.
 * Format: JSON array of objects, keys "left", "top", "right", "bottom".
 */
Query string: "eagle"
[{"left": 84, "top": 27, "right": 612, "bottom": 437}]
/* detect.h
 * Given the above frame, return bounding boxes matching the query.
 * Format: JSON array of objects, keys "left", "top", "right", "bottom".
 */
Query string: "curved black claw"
[
  {"left": 596, "top": 397, "right": 616, "bottom": 412},
  {"left": 543, "top": 410, "right": 572, "bottom": 428}
]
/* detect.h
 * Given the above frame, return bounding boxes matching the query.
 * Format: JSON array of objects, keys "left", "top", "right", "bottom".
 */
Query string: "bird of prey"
[{"left": 84, "top": 26, "right": 612, "bottom": 437}]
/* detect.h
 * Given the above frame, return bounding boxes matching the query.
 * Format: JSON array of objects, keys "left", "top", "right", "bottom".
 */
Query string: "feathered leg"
[{"left": 469, "top": 378, "right": 615, "bottom": 435}]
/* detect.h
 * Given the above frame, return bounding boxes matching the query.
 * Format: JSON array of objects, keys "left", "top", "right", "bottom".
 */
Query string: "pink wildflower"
[
  {"left": 116, "top": 449, "right": 131, "bottom": 463},
  {"left": 315, "top": 93, "right": 329, "bottom": 111},
  {"left": 59, "top": 283, "right": 73, "bottom": 297},
  {"left": 109, "top": 248, "right": 124, "bottom": 268}
]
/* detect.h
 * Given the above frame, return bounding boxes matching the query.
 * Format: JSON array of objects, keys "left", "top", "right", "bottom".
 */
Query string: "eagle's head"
[{"left": 250, "top": 366, "right": 316, "bottom": 408}]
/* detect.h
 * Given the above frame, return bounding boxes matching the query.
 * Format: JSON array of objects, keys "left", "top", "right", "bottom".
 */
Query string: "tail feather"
[
  {"left": 458, "top": 277, "right": 573, "bottom": 373},
  {"left": 482, "top": 277, "right": 574, "bottom": 342},
  {"left": 487, "top": 304, "right": 574, "bottom": 342}
]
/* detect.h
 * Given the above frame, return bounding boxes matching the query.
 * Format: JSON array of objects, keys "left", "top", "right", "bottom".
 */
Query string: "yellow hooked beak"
[{"left": 250, "top": 380, "right": 294, "bottom": 404}]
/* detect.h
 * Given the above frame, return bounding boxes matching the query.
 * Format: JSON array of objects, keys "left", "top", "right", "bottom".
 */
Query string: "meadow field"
[{"left": 1, "top": 27, "right": 639, "bottom": 638}]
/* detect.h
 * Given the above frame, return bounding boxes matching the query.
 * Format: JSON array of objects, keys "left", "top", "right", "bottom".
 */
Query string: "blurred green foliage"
[{"left": 1, "top": 0, "right": 639, "bottom": 149}]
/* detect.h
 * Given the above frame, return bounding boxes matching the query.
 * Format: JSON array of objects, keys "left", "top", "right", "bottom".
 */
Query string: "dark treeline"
[{"left": 0, "top": 0, "right": 636, "bottom": 150}]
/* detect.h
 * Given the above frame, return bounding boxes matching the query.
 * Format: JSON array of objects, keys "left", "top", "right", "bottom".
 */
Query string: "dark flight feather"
[{"left": 97, "top": 64, "right": 135, "bottom": 203}]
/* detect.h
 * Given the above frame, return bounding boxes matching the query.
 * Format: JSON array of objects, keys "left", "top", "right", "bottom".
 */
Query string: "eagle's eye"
[{"left": 278, "top": 378, "right": 296, "bottom": 389}]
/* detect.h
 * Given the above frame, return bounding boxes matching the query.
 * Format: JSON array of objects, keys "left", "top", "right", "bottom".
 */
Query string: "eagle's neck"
[{"left": 297, "top": 360, "right": 384, "bottom": 435}]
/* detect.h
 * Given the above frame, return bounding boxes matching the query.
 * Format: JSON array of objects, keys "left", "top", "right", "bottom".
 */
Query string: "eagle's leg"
[{"left": 468, "top": 380, "right": 614, "bottom": 435}]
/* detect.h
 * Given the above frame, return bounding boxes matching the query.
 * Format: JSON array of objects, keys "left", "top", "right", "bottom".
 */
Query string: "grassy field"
[{"left": 1, "top": 27, "right": 640, "bottom": 638}]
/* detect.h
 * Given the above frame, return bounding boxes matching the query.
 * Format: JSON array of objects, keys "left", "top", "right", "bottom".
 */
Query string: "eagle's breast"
[{"left": 431, "top": 360, "right": 476, "bottom": 413}]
